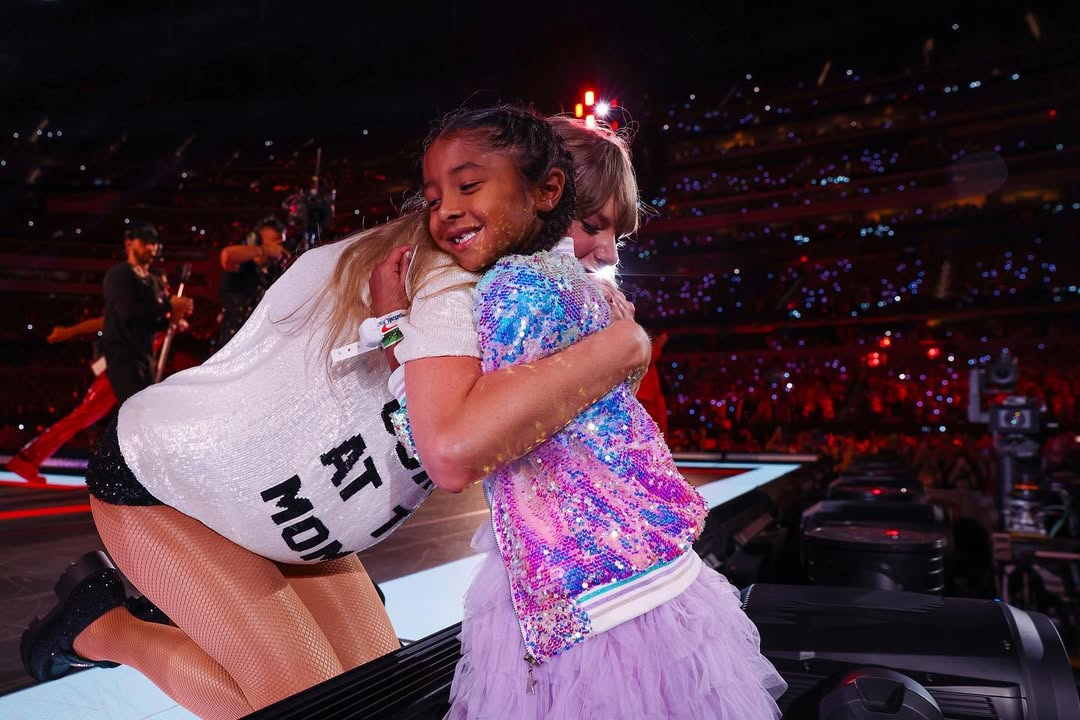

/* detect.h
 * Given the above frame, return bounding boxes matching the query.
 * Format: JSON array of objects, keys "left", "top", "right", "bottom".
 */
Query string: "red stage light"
[
  {"left": 0, "top": 503, "right": 91, "bottom": 521},
  {"left": 872, "top": 488, "right": 882, "bottom": 496},
  {"left": 575, "top": 103, "right": 584, "bottom": 118},
  {"left": 885, "top": 529, "right": 900, "bottom": 538},
  {"left": 879, "top": 337, "right": 892, "bottom": 348},
  {"left": 927, "top": 347, "right": 941, "bottom": 359},
  {"left": 610, "top": 98, "right": 618, "bottom": 108},
  {"left": 584, "top": 90, "right": 595, "bottom": 107},
  {"left": 1049, "top": 108, "right": 1057, "bottom": 118}
]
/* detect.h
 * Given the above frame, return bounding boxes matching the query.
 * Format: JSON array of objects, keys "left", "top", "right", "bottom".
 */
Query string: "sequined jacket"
[{"left": 475, "top": 251, "right": 708, "bottom": 665}]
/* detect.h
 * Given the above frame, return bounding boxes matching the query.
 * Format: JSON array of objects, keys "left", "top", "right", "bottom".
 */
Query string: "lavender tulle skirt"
[{"left": 446, "top": 524, "right": 787, "bottom": 719}]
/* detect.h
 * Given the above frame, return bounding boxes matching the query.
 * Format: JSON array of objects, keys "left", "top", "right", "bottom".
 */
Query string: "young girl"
[
  {"left": 372, "top": 114, "right": 644, "bottom": 459},
  {"left": 400, "top": 107, "right": 785, "bottom": 718},
  {"left": 23, "top": 208, "right": 650, "bottom": 719}
]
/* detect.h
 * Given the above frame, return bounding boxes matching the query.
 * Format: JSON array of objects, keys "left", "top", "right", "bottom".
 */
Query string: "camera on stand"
[
  {"left": 282, "top": 147, "right": 337, "bottom": 259},
  {"left": 969, "top": 352, "right": 1080, "bottom": 672},
  {"left": 968, "top": 352, "right": 1057, "bottom": 535}
]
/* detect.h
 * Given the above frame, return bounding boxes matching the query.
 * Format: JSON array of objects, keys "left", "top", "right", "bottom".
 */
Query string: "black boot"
[
  {"left": 21, "top": 551, "right": 125, "bottom": 681},
  {"left": 125, "top": 594, "right": 173, "bottom": 626}
]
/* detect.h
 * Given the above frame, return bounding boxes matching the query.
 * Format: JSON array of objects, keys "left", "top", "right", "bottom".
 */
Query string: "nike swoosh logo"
[{"left": 381, "top": 324, "right": 397, "bottom": 334}]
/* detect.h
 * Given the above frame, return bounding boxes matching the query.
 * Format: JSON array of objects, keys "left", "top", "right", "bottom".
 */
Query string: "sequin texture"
[
  {"left": 85, "top": 419, "right": 163, "bottom": 506},
  {"left": 475, "top": 252, "right": 707, "bottom": 665},
  {"left": 389, "top": 403, "right": 419, "bottom": 461},
  {"left": 110, "top": 241, "right": 435, "bottom": 563}
]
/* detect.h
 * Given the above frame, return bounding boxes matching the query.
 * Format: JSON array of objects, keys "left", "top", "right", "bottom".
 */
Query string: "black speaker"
[
  {"left": 247, "top": 584, "right": 1080, "bottom": 719},
  {"left": 802, "top": 500, "right": 950, "bottom": 535},
  {"left": 742, "top": 583, "right": 1080, "bottom": 720},
  {"left": 803, "top": 524, "right": 947, "bottom": 593},
  {"left": 847, "top": 452, "right": 913, "bottom": 476},
  {"left": 244, "top": 624, "right": 459, "bottom": 719},
  {"left": 818, "top": 668, "right": 943, "bottom": 720},
  {"left": 828, "top": 473, "right": 925, "bottom": 502}
]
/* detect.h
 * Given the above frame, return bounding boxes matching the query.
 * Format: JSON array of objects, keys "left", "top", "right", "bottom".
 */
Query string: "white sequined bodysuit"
[{"left": 117, "top": 240, "right": 457, "bottom": 563}]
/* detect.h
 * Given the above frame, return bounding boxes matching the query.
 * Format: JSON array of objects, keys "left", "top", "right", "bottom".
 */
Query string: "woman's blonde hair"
[
  {"left": 295, "top": 211, "right": 427, "bottom": 369},
  {"left": 549, "top": 115, "right": 641, "bottom": 238}
]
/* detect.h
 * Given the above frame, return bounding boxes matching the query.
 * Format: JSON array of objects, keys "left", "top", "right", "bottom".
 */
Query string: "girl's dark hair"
[{"left": 424, "top": 105, "right": 576, "bottom": 255}]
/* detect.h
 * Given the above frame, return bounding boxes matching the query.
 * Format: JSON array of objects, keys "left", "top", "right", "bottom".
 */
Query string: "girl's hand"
[{"left": 371, "top": 246, "right": 412, "bottom": 316}]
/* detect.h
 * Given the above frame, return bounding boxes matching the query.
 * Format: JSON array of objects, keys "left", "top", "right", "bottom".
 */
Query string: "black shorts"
[{"left": 85, "top": 417, "right": 163, "bottom": 506}]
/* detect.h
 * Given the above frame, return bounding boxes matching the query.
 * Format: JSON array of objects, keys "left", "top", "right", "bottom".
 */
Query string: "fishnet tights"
[
  {"left": 81, "top": 498, "right": 399, "bottom": 717},
  {"left": 278, "top": 557, "right": 399, "bottom": 670},
  {"left": 74, "top": 607, "right": 252, "bottom": 720}
]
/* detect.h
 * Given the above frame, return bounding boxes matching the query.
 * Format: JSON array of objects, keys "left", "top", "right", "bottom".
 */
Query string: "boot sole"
[{"left": 20, "top": 552, "right": 122, "bottom": 681}]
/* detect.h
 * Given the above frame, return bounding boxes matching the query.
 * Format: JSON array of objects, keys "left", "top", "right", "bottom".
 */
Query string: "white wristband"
[
  {"left": 359, "top": 309, "right": 407, "bottom": 348},
  {"left": 331, "top": 309, "right": 408, "bottom": 365}
]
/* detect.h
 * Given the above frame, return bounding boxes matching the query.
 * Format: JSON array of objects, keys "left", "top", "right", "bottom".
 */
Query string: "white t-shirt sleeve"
[{"left": 394, "top": 258, "right": 481, "bottom": 363}]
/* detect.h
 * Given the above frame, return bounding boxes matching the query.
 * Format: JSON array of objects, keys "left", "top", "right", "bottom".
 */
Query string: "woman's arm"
[{"left": 405, "top": 318, "right": 650, "bottom": 493}]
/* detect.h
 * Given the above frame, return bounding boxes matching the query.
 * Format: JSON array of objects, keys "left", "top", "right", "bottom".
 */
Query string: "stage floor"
[{"left": 0, "top": 457, "right": 799, "bottom": 720}]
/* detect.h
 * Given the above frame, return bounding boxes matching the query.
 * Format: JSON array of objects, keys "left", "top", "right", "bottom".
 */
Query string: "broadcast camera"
[
  {"left": 968, "top": 352, "right": 1056, "bottom": 535},
  {"left": 282, "top": 147, "right": 336, "bottom": 257}
]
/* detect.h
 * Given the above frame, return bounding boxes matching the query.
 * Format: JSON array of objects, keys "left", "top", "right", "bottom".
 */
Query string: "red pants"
[{"left": 16, "top": 373, "right": 116, "bottom": 468}]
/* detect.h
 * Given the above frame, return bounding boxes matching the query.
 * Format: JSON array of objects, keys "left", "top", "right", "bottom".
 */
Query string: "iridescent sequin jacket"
[{"left": 475, "top": 251, "right": 707, "bottom": 665}]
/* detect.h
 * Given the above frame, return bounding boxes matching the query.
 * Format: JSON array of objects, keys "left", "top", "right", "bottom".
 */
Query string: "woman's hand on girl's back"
[
  {"left": 606, "top": 290, "right": 636, "bottom": 322},
  {"left": 591, "top": 276, "right": 636, "bottom": 322}
]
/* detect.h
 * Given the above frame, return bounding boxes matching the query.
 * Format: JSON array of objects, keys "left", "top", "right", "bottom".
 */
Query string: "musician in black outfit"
[
  {"left": 102, "top": 223, "right": 194, "bottom": 404},
  {"left": 215, "top": 216, "right": 288, "bottom": 349}
]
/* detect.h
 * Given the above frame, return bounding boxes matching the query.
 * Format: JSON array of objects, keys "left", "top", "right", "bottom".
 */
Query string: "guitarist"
[
  {"left": 153, "top": 262, "right": 192, "bottom": 384},
  {"left": 7, "top": 262, "right": 190, "bottom": 484},
  {"left": 102, "top": 223, "right": 193, "bottom": 404}
]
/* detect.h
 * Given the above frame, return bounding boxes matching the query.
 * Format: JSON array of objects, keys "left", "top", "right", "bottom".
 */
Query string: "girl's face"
[
  {"left": 423, "top": 134, "right": 542, "bottom": 272},
  {"left": 569, "top": 196, "right": 619, "bottom": 274}
]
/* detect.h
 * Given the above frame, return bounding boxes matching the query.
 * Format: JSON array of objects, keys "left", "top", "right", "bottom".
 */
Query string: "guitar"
[{"left": 154, "top": 262, "right": 192, "bottom": 383}]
